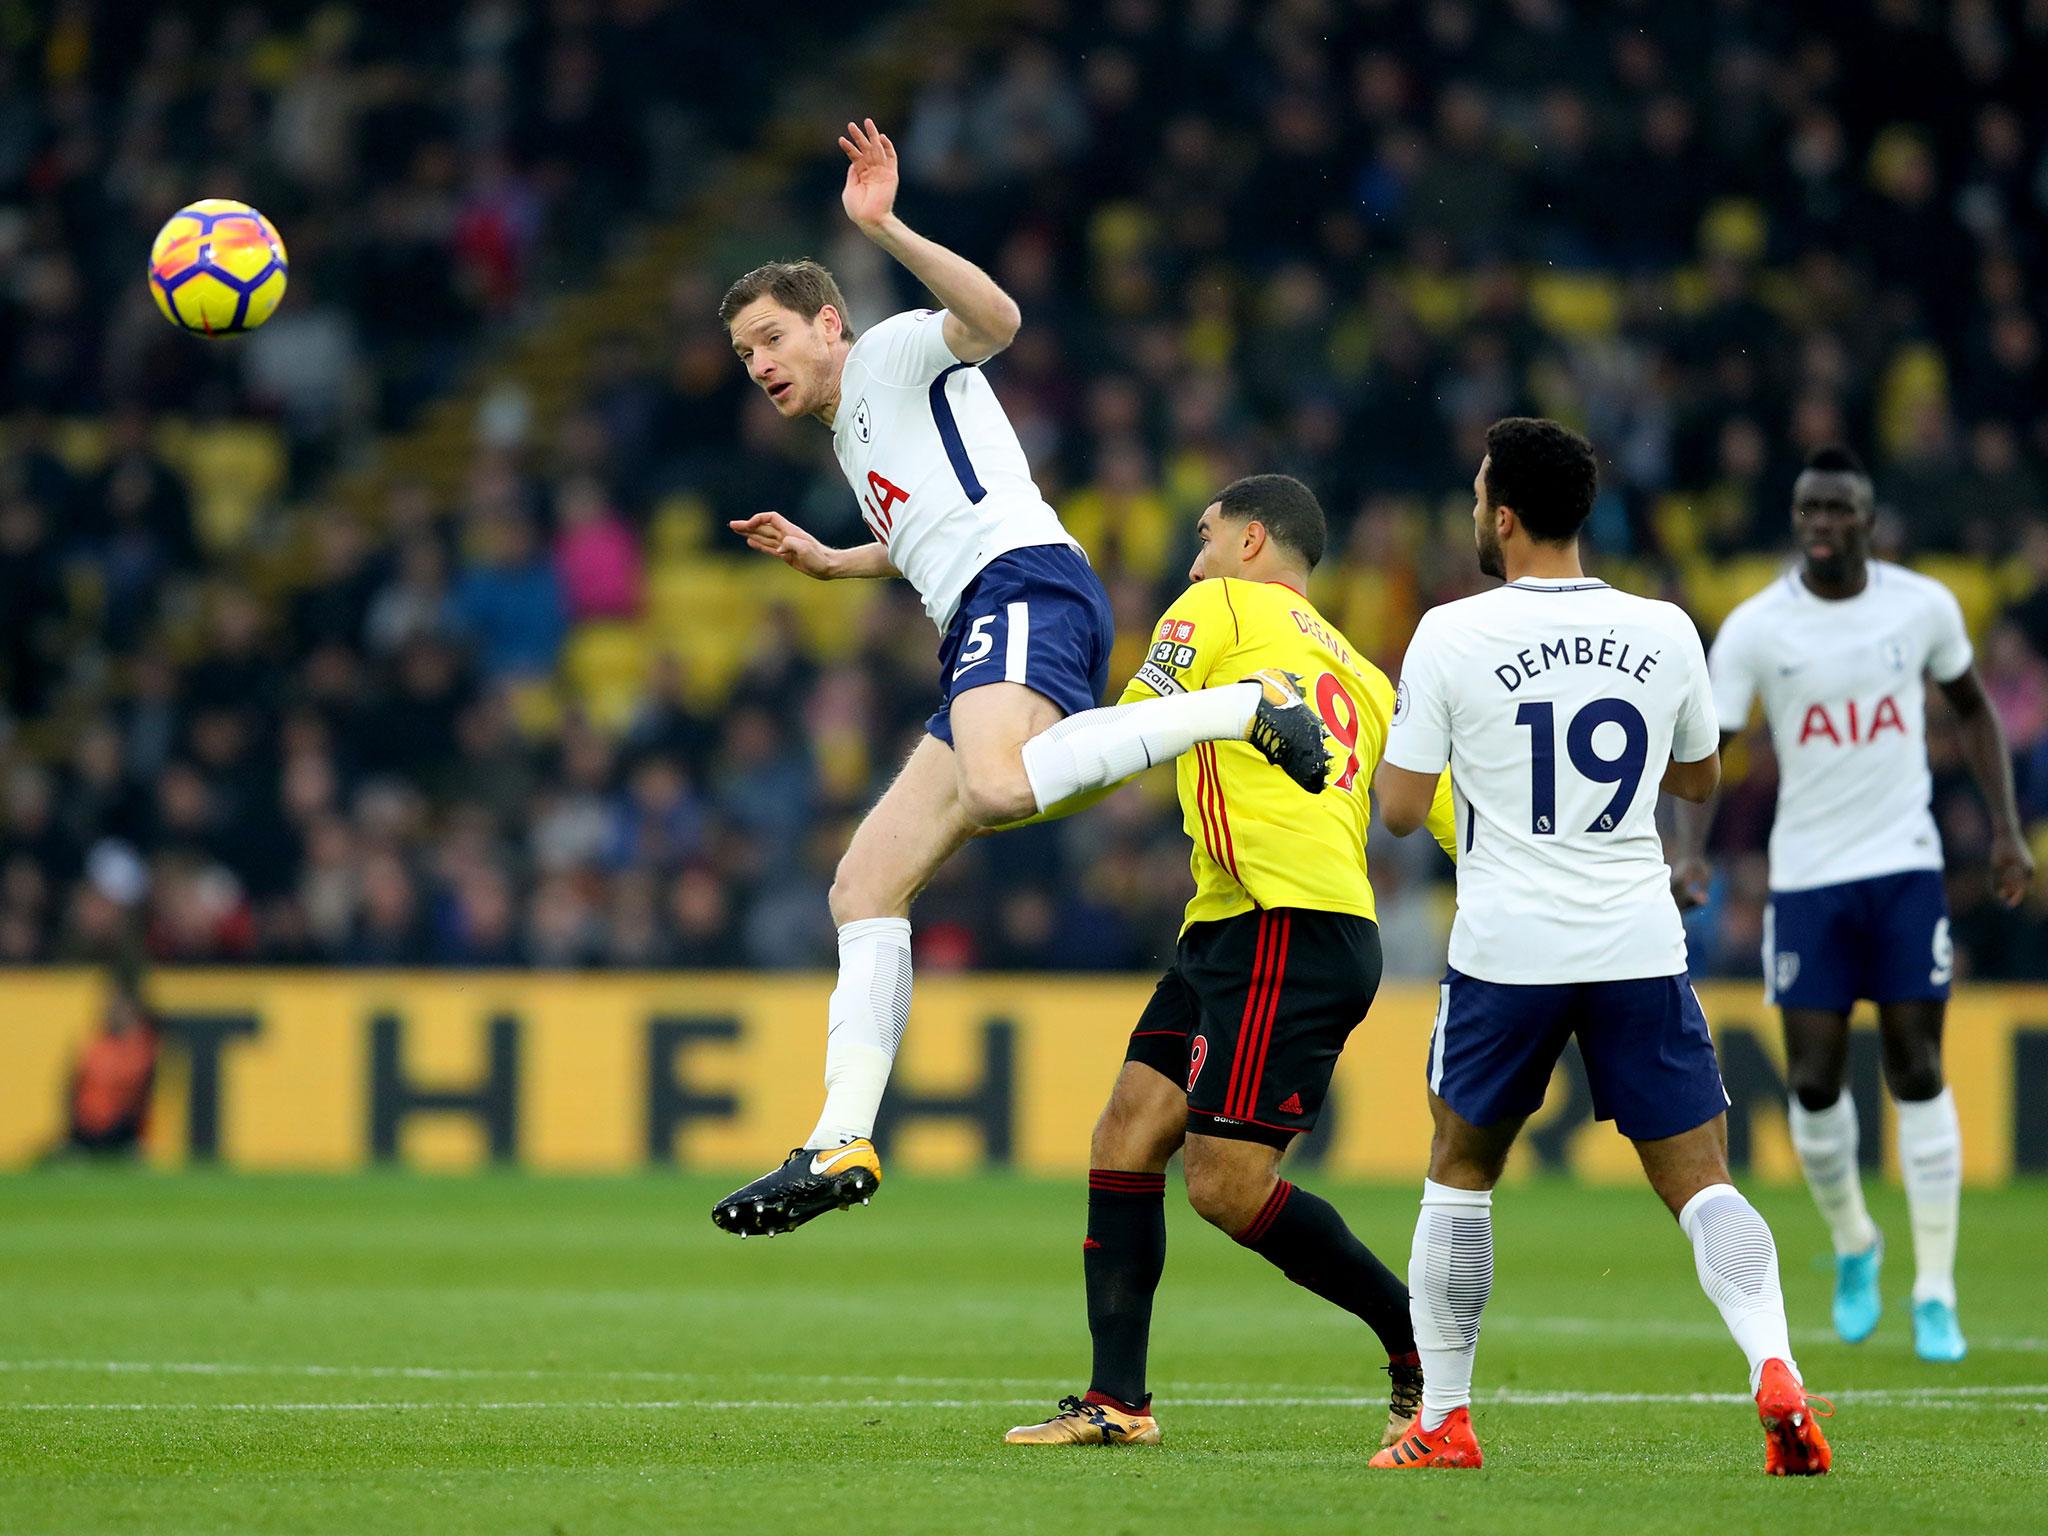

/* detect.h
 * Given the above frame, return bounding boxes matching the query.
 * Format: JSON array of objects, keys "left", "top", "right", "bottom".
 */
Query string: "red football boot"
[
  {"left": 1756, "top": 1358, "right": 1832, "bottom": 1476},
  {"left": 1369, "top": 1404, "right": 1484, "bottom": 1469}
]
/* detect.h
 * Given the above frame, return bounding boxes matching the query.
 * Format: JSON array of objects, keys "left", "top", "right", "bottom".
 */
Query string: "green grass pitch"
[{"left": 2, "top": 1170, "right": 2043, "bottom": 1534}]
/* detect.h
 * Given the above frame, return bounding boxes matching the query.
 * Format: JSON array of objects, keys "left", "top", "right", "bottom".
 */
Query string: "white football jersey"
[
  {"left": 830, "top": 309, "right": 1077, "bottom": 628},
  {"left": 1385, "top": 578, "right": 1719, "bottom": 984},
  {"left": 1708, "top": 561, "right": 1972, "bottom": 892}
]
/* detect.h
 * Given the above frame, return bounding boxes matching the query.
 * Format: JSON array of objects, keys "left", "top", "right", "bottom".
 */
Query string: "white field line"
[
  {"left": 1484, "top": 1314, "right": 2048, "bottom": 1353},
  {"left": 3, "top": 1391, "right": 2046, "bottom": 1414}
]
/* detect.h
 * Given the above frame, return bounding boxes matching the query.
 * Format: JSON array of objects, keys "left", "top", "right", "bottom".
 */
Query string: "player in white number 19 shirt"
[
  {"left": 1371, "top": 419, "right": 1829, "bottom": 1476},
  {"left": 709, "top": 122, "right": 1327, "bottom": 1237},
  {"left": 1671, "top": 446, "right": 2034, "bottom": 1363}
]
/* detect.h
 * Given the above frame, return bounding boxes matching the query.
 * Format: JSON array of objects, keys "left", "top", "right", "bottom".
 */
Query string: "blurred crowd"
[
  {"left": 0, "top": 0, "right": 838, "bottom": 468},
  {"left": 3, "top": 0, "right": 2048, "bottom": 979}
]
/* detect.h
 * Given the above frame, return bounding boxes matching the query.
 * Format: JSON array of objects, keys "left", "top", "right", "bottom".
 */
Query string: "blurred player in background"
[
  {"left": 1671, "top": 446, "right": 2035, "bottom": 1363},
  {"left": 712, "top": 122, "right": 1327, "bottom": 1236},
  {"left": 1004, "top": 475, "right": 1457, "bottom": 1450},
  {"left": 57, "top": 973, "right": 158, "bottom": 1160},
  {"left": 1373, "top": 419, "right": 1830, "bottom": 1475}
]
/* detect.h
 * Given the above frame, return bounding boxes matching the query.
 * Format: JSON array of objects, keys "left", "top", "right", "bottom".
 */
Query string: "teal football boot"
[
  {"left": 1832, "top": 1234, "right": 1883, "bottom": 1344},
  {"left": 1913, "top": 1296, "right": 1967, "bottom": 1363}
]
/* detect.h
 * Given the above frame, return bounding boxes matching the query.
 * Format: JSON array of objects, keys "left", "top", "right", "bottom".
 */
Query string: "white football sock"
[
  {"left": 1787, "top": 1092, "right": 1879, "bottom": 1257},
  {"left": 1679, "top": 1183, "right": 1795, "bottom": 1395},
  {"left": 1409, "top": 1179, "right": 1493, "bottom": 1432},
  {"left": 1019, "top": 683, "right": 1260, "bottom": 814},
  {"left": 1894, "top": 1086, "right": 1961, "bottom": 1307},
  {"left": 804, "top": 917, "right": 912, "bottom": 1149}
]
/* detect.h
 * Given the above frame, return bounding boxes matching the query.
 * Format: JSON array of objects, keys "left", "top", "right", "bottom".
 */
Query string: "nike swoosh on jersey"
[{"left": 952, "top": 656, "right": 995, "bottom": 680}]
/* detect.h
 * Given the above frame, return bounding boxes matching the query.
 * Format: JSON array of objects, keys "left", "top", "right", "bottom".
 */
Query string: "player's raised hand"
[
  {"left": 1990, "top": 828, "right": 2036, "bottom": 908},
  {"left": 1670, "top": 855, "right": 1711, "bottom": 910},
  {"left": 839, "top": 118, "right": 899, "bottom": 231},
  {"left": 729, "top": 511, "right": 839, "bottom": 579}
]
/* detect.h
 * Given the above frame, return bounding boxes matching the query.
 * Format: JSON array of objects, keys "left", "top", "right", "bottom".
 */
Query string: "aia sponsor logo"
[
  {"left": 860, "top": 469, "right": 908, "bottom": 542},
  {"left": 1796, "top": 695, "right": 1906, "bottom": 746}
]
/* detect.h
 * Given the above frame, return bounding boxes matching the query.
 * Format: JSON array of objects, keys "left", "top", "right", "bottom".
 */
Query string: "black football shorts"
[{"left": 1125, "top": 907, "right": 1382, "bottom": 1147}]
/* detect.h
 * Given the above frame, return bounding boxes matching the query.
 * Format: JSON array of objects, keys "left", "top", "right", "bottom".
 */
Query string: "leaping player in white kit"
[
  {"left": 1370, "top": 418, "right": 1830, "bottom": 1475},
  {"left": 1671, "top": 446, "right": 2035, "bottom": 1361},
  {"left": 709, "top": 122, "right": 1330, "bottom": 1236}
]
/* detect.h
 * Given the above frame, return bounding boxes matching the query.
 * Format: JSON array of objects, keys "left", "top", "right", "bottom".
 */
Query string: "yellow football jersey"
[{"left": 1120, "top": 577, "right": 1458, "bottom": 929}]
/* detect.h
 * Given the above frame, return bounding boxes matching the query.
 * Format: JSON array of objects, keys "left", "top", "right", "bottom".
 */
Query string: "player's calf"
[{"left": 1189, "top": 1135, "right": 1419, "bottom": 1437}]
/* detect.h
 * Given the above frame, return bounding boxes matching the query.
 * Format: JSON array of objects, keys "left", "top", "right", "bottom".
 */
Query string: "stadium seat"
[
  {"left": 564, "top": 621, "right": 655, "bottom": 730},
  {"left": 1527, "top": 272, "right": 1621, "bottom": 339},
  {"left": 1911, "top": 556, "right": 1999, "bottom": 640},
  {"left": 183, "top": 423, "right": 288, "bottom": 554}
]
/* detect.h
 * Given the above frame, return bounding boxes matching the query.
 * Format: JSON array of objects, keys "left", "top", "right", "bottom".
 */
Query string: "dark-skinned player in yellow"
[{"left": 1005, "top": 474, "right": 1458, "bottom": 1449}]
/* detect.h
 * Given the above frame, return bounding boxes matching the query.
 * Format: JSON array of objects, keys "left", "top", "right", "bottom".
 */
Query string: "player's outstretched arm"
[
  {"left": 729, "top": 511, "right": 898, "bottom": 580},
  {"left": 838, "top": 118, "right": 1021, "bottom": 364},
  {"left": 1937, "top": 668, "right": 2037, "bottom": 907}
]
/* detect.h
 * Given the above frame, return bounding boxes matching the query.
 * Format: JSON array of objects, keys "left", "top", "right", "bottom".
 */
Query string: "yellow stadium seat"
[
  {"left": 182, "top": 423, "right": 287, "bottom": 554},
  {"left": 52, "top": 418, "right": 108, "bottom": 473},
  {"left": 1654, "top": 496, "right": 1704, "bottom": 561},
  {"left": 1877, "top": 344, "right": 1949, "bottom": 460},
  {"left": 1698, "top": 198, "right": 1768, "bottom": 263},
  {"left": 1685, "top": 554, "right": 1784, "bottom": 634},
  {"left": 1404, "top": 270, "right": 1468, "bottom": 334},
  {"left": 1528, "top": 272, "right": 1621, "bottom": 339},
  {"left": 1911, "top": 556, "right": 1999, "bottom": 640},
  {"left": 647, "top": 494, "right": 713, "bottom": 561},
  {"left": 506, "top": 678, "right": 564, "bottom": 739},
  {"left": 773, "top": 570, "right": 877, "bottom": 663},
  {"left": 563, "top": 621, "right": 654, "bottom": 730},
  {"left": 1062, "top": 485, "right": 1174, "bottom": 582},
  {"left": 644, "top": 562, "right": 766, "bottom": 709}
]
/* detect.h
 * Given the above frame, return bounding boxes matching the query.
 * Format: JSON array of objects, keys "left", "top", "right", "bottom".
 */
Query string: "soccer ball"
[{"left": 148, "top": 199, "right": 288, "bottom": 337}]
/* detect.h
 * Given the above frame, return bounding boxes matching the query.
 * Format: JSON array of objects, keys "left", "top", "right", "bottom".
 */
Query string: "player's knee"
[
  {"left": 1883, "top": 1053, "right": 1944, "bottom": 1104},
  {"left": 827, "top": 857, "right": 903, "bottom": 927},
  {"left": 1787, "top": 1071, "right": 1844, "bottom": 1114},
  {"left": 1426, "top": 1135, "right": 1507, "bottom": 1190},
  {"left": 955, "top": 769, "right": 1035, "bottom": 830},
  {"left": 1183, "top": 1161, "right": 1266, "bottom": 1234}
]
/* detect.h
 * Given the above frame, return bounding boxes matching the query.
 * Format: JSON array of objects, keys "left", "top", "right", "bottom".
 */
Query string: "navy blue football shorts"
[
  {"left": 926, "top": 544, "right": 1113, "bottom": 745},
  {"left": 1426, "top": 967, "right": 1731, "bottom": 1143},
  {"left": 1764, "top": 869, "right": 1952, "bottom": 1013}
]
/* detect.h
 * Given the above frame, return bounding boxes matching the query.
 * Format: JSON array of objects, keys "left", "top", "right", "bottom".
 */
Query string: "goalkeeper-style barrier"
[{"left": 5, "top": 971, "right": 2044, "bottom": 1183}]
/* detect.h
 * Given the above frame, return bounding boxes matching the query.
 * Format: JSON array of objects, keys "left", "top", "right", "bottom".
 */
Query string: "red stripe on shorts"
[
  {"left": 1224, "top": 910, "right": 1275, "bottom": 1121},
  {"left": 1235, "top": 910, "right": 1291, "bottom": 1121}
]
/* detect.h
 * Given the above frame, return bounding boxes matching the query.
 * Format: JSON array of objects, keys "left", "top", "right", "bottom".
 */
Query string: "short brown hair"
[{"left": 718, "top": 259, "right": 856, "bottom": 340}]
